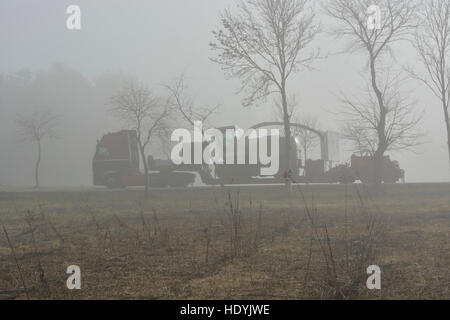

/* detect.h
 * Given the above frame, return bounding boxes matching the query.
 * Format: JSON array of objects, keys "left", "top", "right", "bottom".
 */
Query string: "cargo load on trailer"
[{"left": 92, "top": 126, "right": 405, "bottom": 188}]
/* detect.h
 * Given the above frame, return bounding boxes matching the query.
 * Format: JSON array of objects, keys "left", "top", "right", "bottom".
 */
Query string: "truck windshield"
[{"left": 97, "top": 146, "right": 109, "bottom": 157}]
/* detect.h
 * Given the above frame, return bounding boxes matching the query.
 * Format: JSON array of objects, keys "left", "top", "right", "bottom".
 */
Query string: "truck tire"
[
  {"left": 105, "top": 174, "right": 122, "bottom": 189},
  {"left": 338, "top": 176, "right": 356, "bottom": 184},
  {"left": 166, "top": 172, "right": 196, "bottom": 188}
]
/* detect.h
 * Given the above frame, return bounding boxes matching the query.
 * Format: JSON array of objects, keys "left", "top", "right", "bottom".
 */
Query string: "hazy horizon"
[{"left": 1, "top": 0, "right": 449, "bottom": 186}]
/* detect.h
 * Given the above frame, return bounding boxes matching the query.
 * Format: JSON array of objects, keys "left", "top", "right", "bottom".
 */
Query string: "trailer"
[{"left": 92, "top": 126, "right": 405, "bottom": 188}]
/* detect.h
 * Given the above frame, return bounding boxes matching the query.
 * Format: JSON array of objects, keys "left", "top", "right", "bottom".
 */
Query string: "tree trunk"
[
  {"left": 139, "top": 144, "right": 149, "bottom": 197},
  {"left": 373, "top": 147, "right": 384, "bottom": 189},
  {"left": 369, "top": 58, "right": 386, "bottom": 189},
  {"left": 304, "top": 146, "right": 307, "bottom": 168},
  {"left": 443, "top": 102, "right": 450, "bottom": 176},
  {"left": 281, "top": 88, "right": 292, "bottom": 187},
  {"left": 35, "top": 140, "right": 41, "bottom": 188}
]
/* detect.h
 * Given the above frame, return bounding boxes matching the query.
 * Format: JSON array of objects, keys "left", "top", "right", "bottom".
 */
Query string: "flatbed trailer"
[{"left": 92, "top": 128, "right": 404, "bottom": 188}]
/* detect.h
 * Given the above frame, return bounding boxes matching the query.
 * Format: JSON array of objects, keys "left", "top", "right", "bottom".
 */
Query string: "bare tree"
[
  {"left": 271, "top": 93, "right": 298, "bottom": 122},
  {"left": 163, "top": 75, "right": 222, "bottom": 180},
  {"left": 339, "top": 75, "right": 423, "bottom": 161},
  {"left": 109, "top": 82, "right": 170, "bottom": 196},
  {"left": 271, "top": 93, "right": 298, "bottom": 141},
  {"left": 342, "top": 122, "right": 376, "bottom": 156},
  {"left": 164, "top": 74, "right": 220, "bottom": 128},
  {"left": 210, "top": 0, "right": 320, "bottom": 175},
  {"left": 15, "top": 109, "right": 60, "bottom": 188},
  {"left": 325, "top": 0, "right": 419, "bottom": 187},
  {"left": 272, "top": 97, "right": 320, "bottom": 165},
  {"left": 408, "top": 0, "right": 450, "bottom": 171}
]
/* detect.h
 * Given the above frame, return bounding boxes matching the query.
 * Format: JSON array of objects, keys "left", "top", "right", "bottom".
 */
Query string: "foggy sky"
[{"left": 1, "top": 0, "right": 449, "bottom": 185}]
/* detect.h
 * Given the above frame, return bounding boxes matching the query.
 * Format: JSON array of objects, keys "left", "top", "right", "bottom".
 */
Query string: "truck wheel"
[
  {"left": 338, "top": 177, "right": 355, "bottom": 184},
  {"left": 105, "top": 174, "right": 122, "bottom": 189}
]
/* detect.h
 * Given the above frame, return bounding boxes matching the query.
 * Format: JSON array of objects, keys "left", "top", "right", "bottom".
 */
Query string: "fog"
[{"left": 1, "top": 0, "right": 449, "bottom": 186}]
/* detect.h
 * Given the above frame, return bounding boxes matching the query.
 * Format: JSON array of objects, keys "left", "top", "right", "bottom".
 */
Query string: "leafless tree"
[
  {"left": 163, "top": 74, "right": 222, "bottom": 179},
  {"left": 272, "top": 97, "right": 320, "bottom": 165},
  {"left": 15, "top": 109, "right": 60, "bottom": 188},
  {"left": 164, "top": 74, "right": 220, "bottom": 129},
  {"left": 109, "top": 82, "right": 170, "bottom": 196},
  {"left": 271, "top": 93, "right": 298, "bottom": 137},
  {"left": 210, "top": 0, "right": 320, "bottom": 174},
  {"left": 325, "top": 0, "right": 420, "bottom": 186},
  {"left": 342, "top": 122, "right": 376, "bottom": 156},
  {"left": 272, "top": 93, "right": 297, "bottom": 120},
  {"left": 407, "top": 0, "right": 450, "bottom": 171},
  {"left": 339, "top": 75, "right": 423, "bottom": 162}
]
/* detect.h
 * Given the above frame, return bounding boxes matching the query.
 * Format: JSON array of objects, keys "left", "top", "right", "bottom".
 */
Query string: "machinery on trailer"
[
  {"left": 349, "top": 154, "right": 405, "bottom": 184},
  {"left": 92, "top": 123, "right": 405, "bottom": 188}
]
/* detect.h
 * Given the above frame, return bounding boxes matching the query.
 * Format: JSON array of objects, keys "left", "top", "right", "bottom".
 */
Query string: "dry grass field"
[{"left": 0, "top": 184, "right": 449, "bottom": 300}]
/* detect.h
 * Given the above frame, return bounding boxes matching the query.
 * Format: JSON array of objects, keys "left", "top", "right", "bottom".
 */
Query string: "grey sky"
[{"left": 1, "top": 0, "right": 448, "bottom": 184}]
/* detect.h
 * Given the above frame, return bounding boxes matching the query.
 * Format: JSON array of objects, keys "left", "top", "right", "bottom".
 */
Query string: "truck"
[
  {"left": 92, "top": 130, "right": 197, "bottom": 188},
  {"left": 349, "top": 154, "right": 405, "bottom": 184},
  {"left": 92, "top": 128, "right": 405, "bottom": 188}
]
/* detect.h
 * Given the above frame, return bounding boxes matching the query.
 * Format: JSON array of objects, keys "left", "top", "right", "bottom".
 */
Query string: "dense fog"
[{"left": 1, "top": 0, "right": 449, "bottom": 186}]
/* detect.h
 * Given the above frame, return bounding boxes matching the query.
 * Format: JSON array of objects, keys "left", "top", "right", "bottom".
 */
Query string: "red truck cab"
[
  {"left": 92, "top": 130, "right": 143, "bottom": 188},
  {"left": 93, "top": 130, "right": 196, "bottom": 188}
]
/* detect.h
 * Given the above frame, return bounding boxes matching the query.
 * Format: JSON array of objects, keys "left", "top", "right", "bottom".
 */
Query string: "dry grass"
[{"left": 0, "top": 184, "right": 449, "bottom": 300}]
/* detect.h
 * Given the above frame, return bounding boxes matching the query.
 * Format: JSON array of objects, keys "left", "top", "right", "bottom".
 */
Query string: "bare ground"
[{"left": 0, "top": 184, "right": 449, "bottom": 300}]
